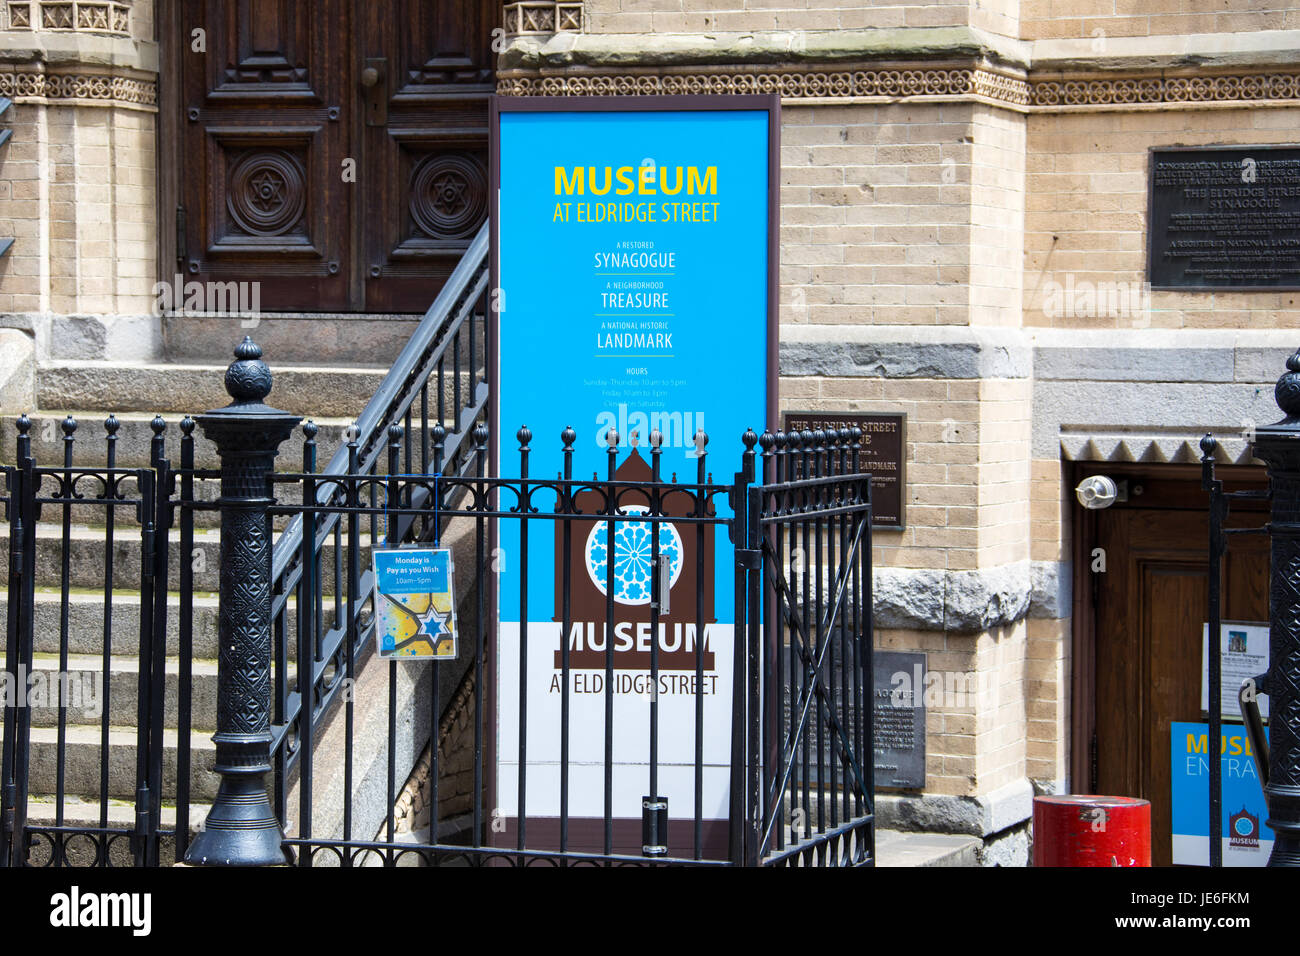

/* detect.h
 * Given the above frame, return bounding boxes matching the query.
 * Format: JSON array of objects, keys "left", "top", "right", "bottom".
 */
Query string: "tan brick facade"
[
  {"left": 1025, "top": 107, "right": 1300, "bottom": 331},
  {"left": 0, "top": 102, "right": 156, "bottom": 317},
  {"left": 0, "top": 0, "right": 159, "bottom": 362}
]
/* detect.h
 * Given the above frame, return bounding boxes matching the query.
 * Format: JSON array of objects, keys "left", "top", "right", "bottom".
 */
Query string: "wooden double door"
[
  {"left": 1085, "top": 464, "right": 1269, "bottom": 866},
  {"left": 165, "top": 0, "right": 496, "bottom": 313}
]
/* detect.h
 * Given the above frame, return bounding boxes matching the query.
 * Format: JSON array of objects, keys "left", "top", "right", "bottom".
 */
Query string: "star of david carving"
[
  {"left": 249, "top": 170, "right": 286, "bottom": 212},
  {"left": 430, "top": 172, "right": 469, "bottom": 216}
]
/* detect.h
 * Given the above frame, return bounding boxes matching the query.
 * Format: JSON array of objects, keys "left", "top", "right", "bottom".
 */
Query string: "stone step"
[
  {"left": 10, "top": 724, "right": 219, "bottom": 803},
  {"left": 21, "top": 796, "right": 210, "bottom": 866},
  {"left": 875, "top": 829, "right": 981, "bottom": 867},
  {"left": 37, "top": 361, "right": 390, "bottom": 421},
  {"left": 161, "top": 313, "right": 424, "bottom": 366},
  {"left": 3, "top": 513, "right": 480, "bottom": 675},
  {"left": 23, "top": 651, "right": 219, "bottom": 733},
  {"left": 4, "top": 588, "right": 221, "bottom": 660},
  {"left": 1, "top": 411, "right": 354, "bottom": 470},
  {"left": 8, "top": 587, "right": 327, "bottom": 665},
  {"left": 0, "top": 521, "right": 377, "bottom": 592}
]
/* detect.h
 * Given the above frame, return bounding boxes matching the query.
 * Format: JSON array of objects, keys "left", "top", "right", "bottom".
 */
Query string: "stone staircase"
[{"left": 0, "top": 313, "right": 478, "bottom": 864}]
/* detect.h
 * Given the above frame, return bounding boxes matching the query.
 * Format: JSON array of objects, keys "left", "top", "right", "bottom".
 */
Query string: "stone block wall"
[
  {"left": 1020, "top": 0, "right": 1298, "bottom": 41},
  {"left": 583, "top": 0, "right": 979, "bottom": 34}
]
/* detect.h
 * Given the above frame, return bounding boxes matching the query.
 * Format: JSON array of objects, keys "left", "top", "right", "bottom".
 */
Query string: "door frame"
[
  {"left": 1068, "top": 459, "right": 1268, "bottom": 793},
  {"left": 156, "top": 0, "right": 181, "bottom": 289}
]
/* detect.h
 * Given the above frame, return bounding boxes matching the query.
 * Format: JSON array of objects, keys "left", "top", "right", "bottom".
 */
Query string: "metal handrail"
[
  {"left": 266, "top": 223, "right": 490, "bottom": 763},
  {"left": 270, "top": 222, "right": 489, "bottom": 586}
]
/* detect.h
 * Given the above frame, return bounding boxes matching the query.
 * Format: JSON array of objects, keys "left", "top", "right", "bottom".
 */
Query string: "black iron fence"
[
  {"left": 0, "top": 390, "right": 875, "bottom": 866},
  {"left": 2, "top": 236, "right": 874, "bottom": 869},
  {"left": 0, "top": 414, "right": 195, "bottom": 867}
]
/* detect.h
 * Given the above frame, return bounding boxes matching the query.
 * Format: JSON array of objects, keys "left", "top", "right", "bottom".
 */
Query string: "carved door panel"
[
  {"left": 173, "top": 1, "right": 495, "bottom": 314},
  {"left": 177, "top": 0, "right": 354, "bottom": 311},
  {"left": 356, "top": 0, "right": 495, "bottom": 312}
]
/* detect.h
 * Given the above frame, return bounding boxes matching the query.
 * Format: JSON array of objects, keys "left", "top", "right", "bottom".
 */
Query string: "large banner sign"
[{"left": 492, "top": 96, "right": 777, "bottom": 854}]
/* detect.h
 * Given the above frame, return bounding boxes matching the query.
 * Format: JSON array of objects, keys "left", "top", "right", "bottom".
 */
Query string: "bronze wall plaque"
[
  {"left": 1149, "top": 146, "right": 1300, "bottom": 290},
  {"left": 782, "top": 410, "right": 906, "bottom": 530}
]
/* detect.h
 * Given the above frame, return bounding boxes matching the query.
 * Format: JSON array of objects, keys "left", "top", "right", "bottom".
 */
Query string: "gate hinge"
[
  {"left": 141, "top": 528, "right": 155, "bottom": 581},
  {"left": 1, "top": 781, "right": 14, "bottom": 840},
  {"left": 736, "top": 548, "right": 761, "bottom": 570}
]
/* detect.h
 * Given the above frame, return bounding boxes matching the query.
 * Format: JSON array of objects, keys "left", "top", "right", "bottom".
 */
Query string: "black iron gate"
[
  {"left": 744, "top": 434, "right": 874, "bottom": 866},
  {"left": 0, "top": 415, "right": 200, "bottom": 867}
]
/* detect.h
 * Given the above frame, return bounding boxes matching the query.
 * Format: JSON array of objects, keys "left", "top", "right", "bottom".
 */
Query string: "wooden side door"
[
  {"left": 175, "top": 0, "right": 354, "bottom": 311},
  {"left": 356, "top": 0, "right": 495, "bottom": 312},
  {"left": 168, "top": 1, "right": 495, "bottom": 314},
  {"left": 1091, "top": 469, "right": 1268, "bottom": 866}
]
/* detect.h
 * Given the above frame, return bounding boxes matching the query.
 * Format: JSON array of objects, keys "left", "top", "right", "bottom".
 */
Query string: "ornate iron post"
[
  {"left": 185, "top": 337, "right": 299, "bottom": 866},
  {"left": 1250, "top": 349, "right": 1300, "bottom": 867}
]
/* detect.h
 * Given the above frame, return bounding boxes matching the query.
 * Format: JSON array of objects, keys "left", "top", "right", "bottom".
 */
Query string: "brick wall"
[
  {"left": 584, "top": 0, "right": 979, "bottom": 33},
  {"left": 1024, "top": 106, "right": 1300, "bottom": 330},
  {"left": 1020, "top": 0, "right": 1298, "bottom": 42},
  {"left": 0, "top": 101, "right": 157, "bottom": 318},
  {"left": 783, "top": 102, "right": 1028, "bottom": 329}
]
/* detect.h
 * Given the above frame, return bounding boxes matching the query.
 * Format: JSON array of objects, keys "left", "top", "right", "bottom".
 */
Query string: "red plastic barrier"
[{"left": 1033, "top": 795, "right": 1151, "bottom": 867}]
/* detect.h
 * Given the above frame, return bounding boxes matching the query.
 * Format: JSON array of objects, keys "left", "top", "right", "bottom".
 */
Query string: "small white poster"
[{"left": 1201, "top": 621, "right": 1269, "bottom": 721}]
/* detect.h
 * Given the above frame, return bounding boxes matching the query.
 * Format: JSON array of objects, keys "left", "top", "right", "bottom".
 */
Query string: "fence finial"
[{"left": 224, "top": 335, "right": 273, "bottom": 406}]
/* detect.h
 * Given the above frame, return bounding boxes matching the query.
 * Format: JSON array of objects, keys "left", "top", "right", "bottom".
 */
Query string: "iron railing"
[
  {"left": 0, "top": 414, "right": 199, "bottom": 867},
  {"left": 266, "top": 221, "right": 490, "bottom": 818},
  {"left": 2, "top": 215, "right": 876, "bottom": 865},
  {"left": 0, "top": 409, "right": 876, "bottom": 866}
]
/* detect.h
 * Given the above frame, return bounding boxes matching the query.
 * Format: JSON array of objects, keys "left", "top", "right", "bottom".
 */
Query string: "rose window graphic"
[{"left": 584, "top": 506, "right": 684, "bottom": 605}]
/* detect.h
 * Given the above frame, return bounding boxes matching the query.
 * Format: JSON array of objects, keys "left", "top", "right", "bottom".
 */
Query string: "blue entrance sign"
[
  {"left": 1170, "top": 721, "right": 1272, "bottom": 866},
  {"left": 492, "top": 97, "right": 777, "bottom": 851}
]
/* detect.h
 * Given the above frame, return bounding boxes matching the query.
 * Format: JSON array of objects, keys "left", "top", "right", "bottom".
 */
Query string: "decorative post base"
[
  {"left": 186, "top": 773, "right": 293, "bottom": 867},
  {"left": 183, "top": 337, "right": 300, "bottom": 867}
]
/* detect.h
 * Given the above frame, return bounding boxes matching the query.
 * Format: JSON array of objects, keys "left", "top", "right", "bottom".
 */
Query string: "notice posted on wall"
[
  {"left": 1170, "top": 721, "right": 1271, "bottom": 866},
  {"left": 1201, "top": 621, "right": 1269, "bottom": 721},
  {"left": 372, "top": 548, "right": 457, "bottom": 660}
]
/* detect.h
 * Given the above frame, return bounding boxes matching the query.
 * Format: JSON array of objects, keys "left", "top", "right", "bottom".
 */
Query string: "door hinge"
[
  {"left": 1089, "top": 731, "right": 1098, "bottom": 792},
  {"left": 175, "top": 205, "right": 187, "bottom": 264}
]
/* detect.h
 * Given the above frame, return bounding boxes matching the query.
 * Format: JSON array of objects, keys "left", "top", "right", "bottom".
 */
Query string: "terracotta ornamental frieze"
[{"left": 498, "top": 65, "right": 1300, "bottom": 111}]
